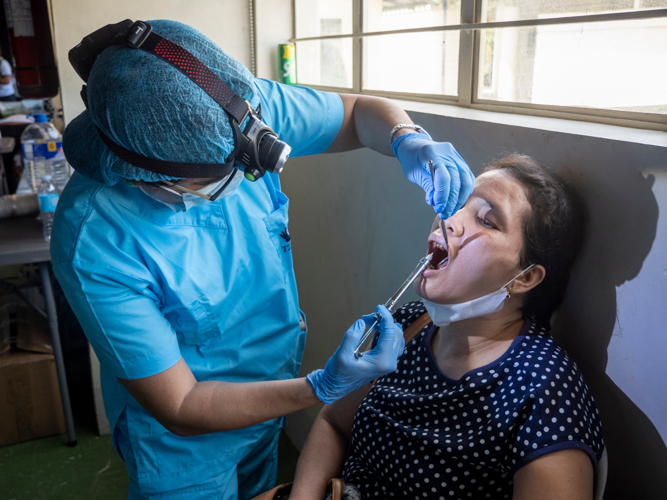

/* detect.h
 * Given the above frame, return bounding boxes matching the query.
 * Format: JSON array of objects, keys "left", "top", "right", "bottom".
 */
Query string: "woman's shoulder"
[
  {"left": 512, "top": 319, "right": 590, "bottom": 394},
  {"left": 515, "top": 319, "right": 573, "bottom": 365},
  {"left": 393, "top": 301, "right": 429, "bottom": 328},
  {"left": 508, "top": 320, "right": 605, "bottom": 469}
]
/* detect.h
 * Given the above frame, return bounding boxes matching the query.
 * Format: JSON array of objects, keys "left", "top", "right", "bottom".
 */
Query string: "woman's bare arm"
[
  {"left": 512, "top": 448, "right": 594, "bottom": 500},
  {"left": 290, "top": 384, "right": 372, "bottom": 500}
]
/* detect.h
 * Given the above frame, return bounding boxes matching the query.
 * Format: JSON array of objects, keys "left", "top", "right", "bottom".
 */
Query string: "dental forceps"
[
  {"left": 428, "top": 160, "right": 449, "bottom": 250},
  {"left": 353, "top": 253, "right": 433, "bottom": 358}
]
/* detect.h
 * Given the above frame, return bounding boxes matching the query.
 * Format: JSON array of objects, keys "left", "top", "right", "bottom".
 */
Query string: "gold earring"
[{"left": 506, "top": 288, "right": 511, "bottom": 299}]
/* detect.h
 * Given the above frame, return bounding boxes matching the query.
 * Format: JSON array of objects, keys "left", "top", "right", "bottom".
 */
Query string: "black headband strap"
[
  {"left": 96, "top": 127, "right": 235, "bottom": 178},
  {"left": 139, "top": 32, "right": 249, "bottom": 124},
  {"left": 85, "top": 22, "right": 252, "bottom": 178}
]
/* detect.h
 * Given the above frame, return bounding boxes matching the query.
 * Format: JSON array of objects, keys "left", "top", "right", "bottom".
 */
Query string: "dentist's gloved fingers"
[
  {"left": 421, "top": 172, "right": 435, "bottom": 207},
  {"left": 306, "top": 311, "right": 402, "bottom": 404},
  {"left": 458, "top": 163, "right": 476, "bottom": 212},
  {"left": 364, "top": 305, "right": 404, "bottom": 369},
  {"left": 392, "top": 133, "right": 473, "bottom": 214},
  {"left": 360, "top": 310, "right": 404, "bottom": 358},
  {"left": 376, "top": 321, "right": 405, "bottom": 358},
  {"left": 339, "top": 319, "right": 366, "bottom": 350},
  {"left": 391, "top": 133, "right": 437, "bottom": 206},
  {"left": 361, "top": 313, "right": 378, "bottom": 329},
  {"left": 424, "top": 142, "right": 472, "bottom": 217},
  {"left": 377, "top": 305, "right": 397, "bottom": 338},
  {"left": 443, "top": 163, "right": 462, "bottom": 218},
  {"left": 431, "top": 162, "right": 454, "bottom": 217}
]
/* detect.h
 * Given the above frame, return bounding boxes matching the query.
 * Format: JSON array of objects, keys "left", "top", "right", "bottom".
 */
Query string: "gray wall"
[{"left": 281, "top": 111, "right": 667, "bottom": 499}]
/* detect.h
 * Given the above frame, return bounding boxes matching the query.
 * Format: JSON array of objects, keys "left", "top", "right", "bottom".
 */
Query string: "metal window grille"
[{"left": 292, "top": 1, "right": 667, "bottom": 130}]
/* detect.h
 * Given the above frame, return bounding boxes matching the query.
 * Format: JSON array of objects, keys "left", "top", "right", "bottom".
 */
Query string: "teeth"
[{"left": 436, "top": 243, "right": 446, "bottom": 251}]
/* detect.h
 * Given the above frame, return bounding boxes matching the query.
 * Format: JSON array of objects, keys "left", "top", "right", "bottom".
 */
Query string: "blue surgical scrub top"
[{"left": 51, "top": 79, "right": 343, "bottom": 494}]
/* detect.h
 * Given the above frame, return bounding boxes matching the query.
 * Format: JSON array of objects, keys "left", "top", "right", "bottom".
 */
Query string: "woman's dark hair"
[{"left": 483, "top": 154, "right": 585, "bottom": 324}]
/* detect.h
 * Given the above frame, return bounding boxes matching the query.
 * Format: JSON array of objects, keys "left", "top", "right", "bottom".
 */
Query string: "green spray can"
[{"left": 278, "top": 43, "right": 296, "bottom": 85}]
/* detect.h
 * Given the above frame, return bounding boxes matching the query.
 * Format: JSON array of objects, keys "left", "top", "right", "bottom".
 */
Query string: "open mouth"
[{"left": 427, "top": 239, "right": 449, "bottom": 270}]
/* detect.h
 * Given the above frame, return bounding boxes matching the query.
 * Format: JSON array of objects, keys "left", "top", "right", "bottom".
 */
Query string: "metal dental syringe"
[
  {"left": 429, "top": 160, "right": 449, "bottom": 251},
  {"left": 353, "top": 252, "right": 433, "bottom": 358}
]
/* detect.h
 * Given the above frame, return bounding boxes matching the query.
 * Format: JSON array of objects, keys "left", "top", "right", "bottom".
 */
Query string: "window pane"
[
  {"left": 295, "top": 0, "right": 353, "bottom": 39},
  {"left": 363, "top": 31, "right": 459, "bottom": 95},
  {"left": 478, "top": 18, "right": 667, "bottom": 113},
  {"left": 481, "top": 0, "right": 667, "bottom": 23},
  {"left": 365, "top": 0, "right": 460, "bottom": 32},
  {"left": 296, "top": 39, "right": 354, "bottom": 89}
]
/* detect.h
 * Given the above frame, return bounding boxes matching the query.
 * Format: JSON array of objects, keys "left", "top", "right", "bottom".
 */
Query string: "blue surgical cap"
[{"left": 63, "top": 19, "right": 260, "bottom": 185}]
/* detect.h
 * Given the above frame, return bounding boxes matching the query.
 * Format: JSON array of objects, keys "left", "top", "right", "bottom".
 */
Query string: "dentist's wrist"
[{"left": 390, "top": 123, "right": 430, "bottom": 144}]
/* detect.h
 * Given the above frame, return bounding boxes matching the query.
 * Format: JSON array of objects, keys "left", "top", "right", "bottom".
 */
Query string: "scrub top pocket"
[
  {"left": 163, "top": 295, "right": 221, "bottom": 346},
  {"left": 263, "top": 192, "right": 294, "bottom": 273}
]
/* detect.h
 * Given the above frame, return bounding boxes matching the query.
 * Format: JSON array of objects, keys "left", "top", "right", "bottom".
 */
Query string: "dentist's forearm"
[
  {"left": 350, "top": 95, "right": 415, "bottom": 156},
  {"left": 174, "top": 377, "right": 321, "bottom": 435},
  {"left": 120, "top": 358, "right": 321, "bottom": 436},
  {"left": 325, "top": 94, "right": 416, "bottom": 156}
]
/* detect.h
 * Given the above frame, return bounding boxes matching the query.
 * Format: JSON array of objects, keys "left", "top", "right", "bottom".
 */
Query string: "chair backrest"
[{"left": 594, "top": 447, "right": 608, "bottom": 500}]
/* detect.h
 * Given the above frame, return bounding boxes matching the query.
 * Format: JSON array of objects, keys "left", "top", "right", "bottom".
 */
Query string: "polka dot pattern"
[{"left": 342, "top": 301, "right": 604, "bottom": 498}]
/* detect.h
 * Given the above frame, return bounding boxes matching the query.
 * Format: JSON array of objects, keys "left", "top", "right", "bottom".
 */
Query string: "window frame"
[{"left": 291, "top": 1, "right": 667, "bottom": 131}]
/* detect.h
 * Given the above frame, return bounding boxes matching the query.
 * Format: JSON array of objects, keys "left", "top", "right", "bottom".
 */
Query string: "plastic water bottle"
[
  {"left": 21, "top": 114, "right": 69, "bottom": 193},
  {"left": 37, "top": 174, "right": 59, "bottom": 242}
]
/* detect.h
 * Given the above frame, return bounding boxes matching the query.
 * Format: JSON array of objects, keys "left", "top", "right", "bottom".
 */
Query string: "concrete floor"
[{"left": 0, "top": 427, "right": 300, "bottom": 499}]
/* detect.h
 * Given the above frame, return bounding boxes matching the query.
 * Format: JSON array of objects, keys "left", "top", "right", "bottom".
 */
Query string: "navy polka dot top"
[{"left": 342, "top": 301, "right": 604, "bottom": 498}]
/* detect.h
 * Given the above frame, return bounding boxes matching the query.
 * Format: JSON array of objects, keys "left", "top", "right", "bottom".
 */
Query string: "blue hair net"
[{"left": 63, "top": 19, "right": 260, "bottom": 185}]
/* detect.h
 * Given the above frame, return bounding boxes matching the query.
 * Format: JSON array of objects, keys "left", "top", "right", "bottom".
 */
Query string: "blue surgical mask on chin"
[{"left": 422, "top": 264, "right": 536, "bottom": 326}]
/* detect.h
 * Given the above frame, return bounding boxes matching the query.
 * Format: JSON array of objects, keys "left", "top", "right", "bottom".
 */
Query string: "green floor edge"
[{"left": 0, "top": 427, "right": 300, "bottom": 500}]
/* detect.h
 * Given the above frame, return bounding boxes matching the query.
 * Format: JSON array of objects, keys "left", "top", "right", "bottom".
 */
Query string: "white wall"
[
  {"left": 255, "top": 0, "right": 292, "bottom": 81},
  {"left": 280, "top": 112, "right": 667, "bottom": 499},
  {"left": 49, "top": 0, "right": 252, "bottom": 124}
]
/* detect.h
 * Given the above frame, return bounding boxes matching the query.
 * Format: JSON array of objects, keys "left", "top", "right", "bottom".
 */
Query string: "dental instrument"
[
  {"left": 429, "top": 160, "right": 449, "bottom": 251},
  {"left": 353, "top": 253, "right": 433, "bottom": 358}
]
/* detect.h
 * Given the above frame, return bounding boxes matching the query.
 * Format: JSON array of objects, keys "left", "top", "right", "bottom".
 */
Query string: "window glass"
[
  {"left": 295, "top": 0, "right": 353, "bottom": 39},
  {"left": 478, "top": 18, "right": 667, "bottom": 113},
  {"left": 481, "top": 0, "right": 667, "bottom": 23},
  {"left": 296, "top": 38, "right": 354, "bottom": 89},
  {"left": 363, "top": 31, "right": 459, "bottom": 96},
  {"left": 364, "top": 0, "right": 461, "bottom": 32}
]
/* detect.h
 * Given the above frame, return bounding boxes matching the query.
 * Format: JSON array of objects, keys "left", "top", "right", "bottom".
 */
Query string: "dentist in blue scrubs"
[{"left": 52, "top": 20, "right": 474, "bottom": 499}]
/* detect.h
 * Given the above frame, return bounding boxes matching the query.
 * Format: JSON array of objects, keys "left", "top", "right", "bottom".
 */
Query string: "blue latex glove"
[
  {"left": 306, "top": 305, "right": 405, "bottom": 404},
  {"left": 392, "top": 132, "right": 475, "bottom": 218}
]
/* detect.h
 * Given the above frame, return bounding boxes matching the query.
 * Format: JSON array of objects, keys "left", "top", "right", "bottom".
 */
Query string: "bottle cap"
[{"left": 32, "top": 114, "right": 48, "bottom": 123}]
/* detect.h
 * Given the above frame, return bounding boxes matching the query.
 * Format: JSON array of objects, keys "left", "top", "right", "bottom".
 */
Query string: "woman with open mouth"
[{"left": 289, "top": 154, "right": 605, "bottom": 500}]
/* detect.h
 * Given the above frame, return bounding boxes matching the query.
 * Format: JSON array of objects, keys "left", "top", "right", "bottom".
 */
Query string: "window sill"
[{"left": 391, "top": 98, "right": 667, "bottom": 148}]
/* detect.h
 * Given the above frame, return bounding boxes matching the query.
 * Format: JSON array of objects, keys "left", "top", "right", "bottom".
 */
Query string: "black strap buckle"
[{"left": 123, "top": 21, "right": 152, "bottom": 49}]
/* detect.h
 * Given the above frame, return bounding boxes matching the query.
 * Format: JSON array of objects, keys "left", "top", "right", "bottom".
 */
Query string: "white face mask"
[
  {"left": 181, "top": 170, "right": 243, "bottom": 210},
  {"left": 422, "top": 264, "right": 535, "bottom": 326},
  {"left": 149, "top": 169, "right": 243, "bottom": 211}
]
